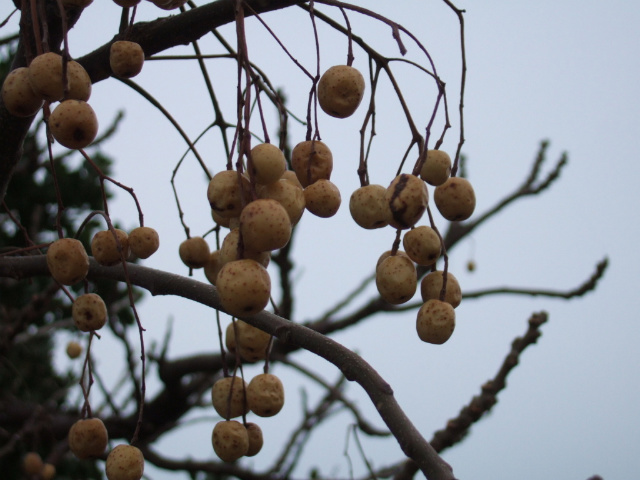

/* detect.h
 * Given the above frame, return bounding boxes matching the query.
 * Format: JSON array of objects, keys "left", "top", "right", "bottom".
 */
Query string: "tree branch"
[{"left": 0, "top": 254, "right": 456, "bottom": 480}]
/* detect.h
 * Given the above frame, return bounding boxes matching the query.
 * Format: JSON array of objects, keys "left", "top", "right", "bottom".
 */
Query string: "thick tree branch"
[{"left": 0, "top": 254, "right": 456, "bottom": 480}]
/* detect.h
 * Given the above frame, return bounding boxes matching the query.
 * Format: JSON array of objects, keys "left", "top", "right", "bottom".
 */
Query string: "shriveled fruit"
[
  {"left": 318, "top": 65, "right": 365, "bottom": 118},
  {"left": 216, "top": 260, "right": 271, "bottom": 317},
  {"left": 257, "top": 179, "right": 306, "bottom": 226},
  {"left": 219, "top": 229, "right": 270, "bottom": 268},
  {"left": 207, "top": 170, "right": 251, "bottom": 219},
  {"left": 22, "top": 452, "right": 43, "bottom": 476},
  {"left": 349, "top": 184, "right": 391, "bottom": 229},
  {"left": 47, "top": 238, "right": 89, "bottom": 285},
  {"left": 376, "top": 253, "right": 417, "bottom": 305},
  {"left": 249, "top": 143, "right": 286, "bottom": 185},
  {"left": 91, "top": 229, "right": 129, "bottom": 266},
  {"left": 386, "top": 174, "right": 429, "bottom": 229},
  {"left": 1, "top": 67, "right": 43, "bottom": 117},
  {"left": 416, "top": 299, "right": 456, "bottom": 344},
  {"left": 291, "top": 140, "right": 333, "bottom": 187},
  {"left": 225, "top": 320, "right": 271, "bottom": 362},
  {"left": 212, "top": 420, "right": 249, "bottom": 462},
  {"left": 247, "top": 373, "right": 285, "bottom": 417},
  {"left": 304, "top": 179, "right": 341, "bottom": 218},
  {"left": 49, "top": 99, "right": 98, "bottom": 149},
  {"left": 245, "top": 423, "right": 263, "bottom": 457},
  {"left": 211, "top": 376, "right": 249, "bottom": 419},
  {"left": 420, "top": 270, "right": 462, "bottom": 308},
  {"left": 66, "top": 340, "right": 83, "bottom": 358},
  {"left": 68, "top": 418, "right": 108, "bottom": 459},
  {"left": 402, "top": 226, "right": 441, "bottom": 266},
  {"left": 434, "top": 177, "right": 476, "bottom": 221},
  {"left": 110, "top": 41, "right": 145, "bottom": 78},
  {"left": 420, "top": 150, "right": 452, "bottom": 186},
  {"left": 128, "top": 226, "right": 159, "bottom": 259},
  {"left": 72, "top": 293, "right": 107, "bottom": 331},
  {"left": 179, "top": 236, "right": 210, "bottom": 269},
  {"left": 105, "top": 444, "right": 144, "bottom": 480},
  {"left": 240, "top": 199, "right": 292, "bottom": 253}
]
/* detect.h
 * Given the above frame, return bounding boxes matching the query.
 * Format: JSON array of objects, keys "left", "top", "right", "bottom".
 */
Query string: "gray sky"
[{"left": 3, "top": 1, "right": 639, "bottom": 479}]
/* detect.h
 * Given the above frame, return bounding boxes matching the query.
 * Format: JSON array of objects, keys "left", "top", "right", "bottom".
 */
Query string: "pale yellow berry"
[
  {"left": 240, "top": 199, "right": 292, "bottom": 253},
  {"left": 66, "top": 340, "right": 83, "bottom": 358},
  {"left": 225, "top": 320, "right": 271, "bottom": 362},
  {"left": 41, "top": 463, "right": 56, "bottom": 480},
  {"left": 416, "top": 299, "right": 456, "bottom": 344},
  {"left": 128, "top": 226, "right": 159, "bottom": 259},
  {"left": 386, "top": 174, "right": 429, "bottom": 229},
  {"left": 420, "top": 271, "right": 462, "bottom": 308},
  {"left": 376, "top": 250, "right": 411, "bottom": 269},
  {"left": 207, "top": 170, "right": 251, "bottom": 219},
  {"left": 402, "top": 226, "right": 441, "bottom": 266},
  {"left": 375, "top": 253, "right": 417, "bottom": 305},
  {"left": 258, "top": 179, "right": 306, "bottom": 226},
  {"left": 349, "top": 184, "right": 392, "bottom": 229},
  {"left": 211, "top": 376, "right": 249, "bottom": 419},
  {"left": 72, "top": 293, "right": 107, "bottom": 332},
  {"left": 105, "top": 444, "right": 144, "bottom": 480},
  {"left": 247, "top": 373, "right": 285, "bottom": 417},
  {"left": 46, "top": 238, "right": 89, "bottom": 285},
  {"left": 291, "top": 140, "right": 333, "bottom": 187},
  {"left": 22, "top": 452, "right": 43, "bottom": 476},
  {"left": 1, "top": 67, "right": 43, "bottom": 117},
  {"left": 216, "top": 260, "right": 271, "bottom": 317},
  {"left": 420, "top": 150, "right": 452, "bottom": 186},
  {"left": 49, "top": 100, "right": 98, "bottom": 149},
  {"left": 304, "top": 179, "right": 341, "bottom": 218},
  {"left": 212, "top": 420, "right": 249, "bottom": 462},
  {"left": 110, "top": 41, "right": 145, "bottom": 78},
  {"left": 434, "top": 177, "right": 476, "bottom": 221},
  {"left": 68, "top": 418, "right": 108, "bottom": 459},
  {"left": 249, "top": 143, "right": 286, "bottom": 185},
  {"left": 179, "top": 237, "right": 210, "bottom": 269},
  {"left": 245, "top": 423, "right": 263, "bottom": 457},
  {"left": 219, "top": 229, "right": 270, "bottom": 268},
  {"left": 318, "top": 65, "right": 366, "bottom": 118},
  {"left": 91, "top": 229, "right": 129, "bottom": 266}
]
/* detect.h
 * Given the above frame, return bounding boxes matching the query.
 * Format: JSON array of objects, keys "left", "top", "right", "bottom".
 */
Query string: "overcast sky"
[{"left": 3, "top": 1, "right": 639, "bottom": 479}]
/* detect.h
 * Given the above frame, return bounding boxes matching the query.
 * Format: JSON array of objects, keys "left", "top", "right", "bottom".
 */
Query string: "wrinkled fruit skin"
[
  {"left": 416, "top": 299, "right": 456, "bottom": 344},
  {"left": 247, "top": 373, "right": 285, "bottom": 417},
  {"left": 386, "top": 174, "right": 429, "bottom": 229},
  {"left": 211, "top": 376, "right": 249, "bottom": 419},
  {"left": 47, "top": 238, "right": 90, "bottom": 285},
  {"left": 49, "top": 100, "right": 98, "bottom": 150},
  {"left": 291, "top": 140, "right": 333, "bottom": 188},
  {"left": 212, "top": 420, "right": 249, "bottom": 462},
  {"left": 72, "top": 293, "right": 107, "bottom": 332},
  {"left": 68, "top": 418, "right": 108, "bottom": 459},
  {"left": 105, "top": 444, "right": 144, "bottom": 480},
  {"left": 434, "top": 177, "right": 476, "bottom": 221},
  {"left": 216, "top": 260, "right": 271, "bottom": 317},
  {"left": 318, "top": 65, "right": 366, "bottom": 118}
]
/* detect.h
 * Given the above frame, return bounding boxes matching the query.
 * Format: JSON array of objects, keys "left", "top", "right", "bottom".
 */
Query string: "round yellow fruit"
[
  {"left": 105, "top": 444, "right": 144, "bottom": 480},
  {"left": 318, "top": 65, "right": 365, "bottom": 118}
]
